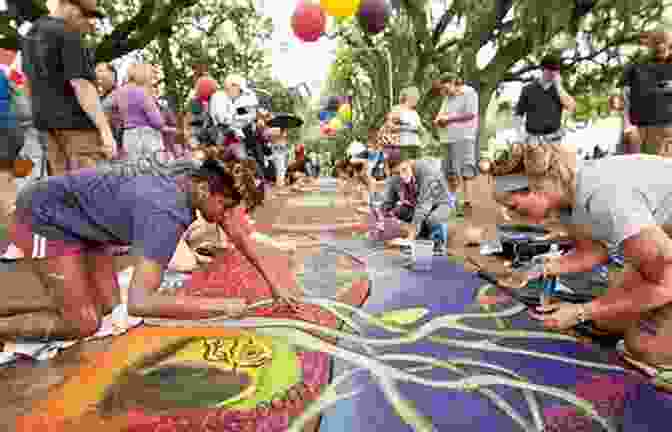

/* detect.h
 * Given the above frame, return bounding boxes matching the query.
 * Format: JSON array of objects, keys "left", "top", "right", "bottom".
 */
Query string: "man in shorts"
[
  {"left": 21, "top": 0, "right": 116, "bottom": 175},
  {"left": 0, "top": 157, "right": 295, "bottom": 340},
  {"left": 492, "top": 153, "right": 672, "bottom": 380},
  {"left": 434, "top": 73, "right": 479, "bottom": 213},
  {"left": 513, "top": 55, "right": 576, "bottom": 148},
  {"left": 622, "top": 28, "right": 672, "bottom": 156}
]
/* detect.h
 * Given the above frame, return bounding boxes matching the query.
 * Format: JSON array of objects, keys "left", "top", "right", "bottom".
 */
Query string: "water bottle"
[{"left": 369, "top": 192, "right": 384, "bottom": 226}]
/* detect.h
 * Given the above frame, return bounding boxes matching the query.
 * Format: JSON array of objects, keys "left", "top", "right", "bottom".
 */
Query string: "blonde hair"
[
  {"left": 127, "top": 63, "right": 154, "bottom": 87},
  {"left": 490, "top": 141, "right": 577, "bottom": 203}
]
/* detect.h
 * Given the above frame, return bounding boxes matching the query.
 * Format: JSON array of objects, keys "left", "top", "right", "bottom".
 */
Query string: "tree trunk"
[{"left": 477, "top": 84, "right": 496, "bottom": 159}]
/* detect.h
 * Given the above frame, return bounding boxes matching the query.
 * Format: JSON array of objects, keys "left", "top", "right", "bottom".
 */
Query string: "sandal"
[{"left": 617, "top": 340, "right": 672, "bottom": 392}]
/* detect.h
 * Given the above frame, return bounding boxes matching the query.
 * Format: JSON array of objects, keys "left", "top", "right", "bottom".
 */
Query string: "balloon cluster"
[
  {"left": 318, "top": 96, "right": 353, "bottom": 137},
  {"left": 291, "top": 0, "right": 391, "bottom": 43}
]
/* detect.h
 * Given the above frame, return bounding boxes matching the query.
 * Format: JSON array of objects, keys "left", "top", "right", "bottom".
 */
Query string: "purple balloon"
[{"left": 357, "top": 0, "right": 391, "bottom": 34}]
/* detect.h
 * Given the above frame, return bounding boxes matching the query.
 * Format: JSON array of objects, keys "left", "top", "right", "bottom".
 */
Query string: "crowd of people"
[
  {"left": 2, "top": 0, "right": 672, "bottom": 389},
  {"left": 0, "top": 0, "right": 321, "bottom": 339}
]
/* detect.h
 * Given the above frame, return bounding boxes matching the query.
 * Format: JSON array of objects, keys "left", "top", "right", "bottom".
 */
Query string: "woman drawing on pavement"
[{"left": 0, "top": 156, "right": 297, "bottom": 340}]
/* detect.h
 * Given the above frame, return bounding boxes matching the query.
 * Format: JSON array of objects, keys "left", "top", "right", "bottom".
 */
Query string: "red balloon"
[
  {"left": 291, "top": 1, "right": 327, "bottom": 43},
  {"left": 357, "top": 0, "right": 390, "bottom": 34},
  {"left": 195, "top": 76, "right": 218, "bottom": 101}
]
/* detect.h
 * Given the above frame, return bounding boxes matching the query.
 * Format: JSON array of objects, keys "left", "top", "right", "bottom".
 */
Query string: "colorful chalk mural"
[{"left": 8, "top": 188, "right": 672, "bottom": 431}]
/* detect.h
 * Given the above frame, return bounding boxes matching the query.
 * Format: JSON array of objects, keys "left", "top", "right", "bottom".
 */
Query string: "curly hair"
[
  {"left": 223, "top": 158, "right": 264, "bottom": 212},
  {"left": 197, "top": 146, "right": 265, "bottom": 212}
]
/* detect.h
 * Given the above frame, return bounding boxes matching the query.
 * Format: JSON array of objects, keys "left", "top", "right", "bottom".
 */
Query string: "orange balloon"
[{"left": 320, "top": 0, "right": 361, "bottom": 17}]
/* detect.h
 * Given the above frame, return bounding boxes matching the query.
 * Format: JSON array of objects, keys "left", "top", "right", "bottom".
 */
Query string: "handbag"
[{"left": 13, "top": 155, "right": 34, "bottom": 178}]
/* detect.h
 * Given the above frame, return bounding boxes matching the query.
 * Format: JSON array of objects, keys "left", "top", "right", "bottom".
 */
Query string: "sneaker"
[
  {"left": 0, "top": 243, "right": 24, "bottom": 261},
  {"left": 399, "top": 239, "right": 415, "bottom": 260}
]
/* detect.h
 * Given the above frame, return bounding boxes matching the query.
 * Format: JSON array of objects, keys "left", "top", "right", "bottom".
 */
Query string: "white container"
[{"left": 414, "top": 240, "right": 434, "bottom": 271}]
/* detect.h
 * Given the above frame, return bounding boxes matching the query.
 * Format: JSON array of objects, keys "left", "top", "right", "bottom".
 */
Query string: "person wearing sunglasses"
[{"left": 0, "top": 155, "right": 297, "bottom": 340}]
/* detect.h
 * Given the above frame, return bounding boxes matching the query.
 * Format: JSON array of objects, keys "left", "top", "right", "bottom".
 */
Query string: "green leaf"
[
  {"left": 656, "top": 370, "right": 672, "bottom": 385},
  {"left": 378, "top": 308, "right": 430, "bottom": 326}
]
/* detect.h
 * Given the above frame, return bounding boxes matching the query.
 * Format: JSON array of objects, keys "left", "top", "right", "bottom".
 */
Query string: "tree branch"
[
  {"left": 502, "top": 32, "right": 640, "bottom": 82},
  {"left": 96, "top": 0, "right": 199, "bottom": 62},
  {"left": 107, "top": 0, "right": 157, "bottom": 41}
]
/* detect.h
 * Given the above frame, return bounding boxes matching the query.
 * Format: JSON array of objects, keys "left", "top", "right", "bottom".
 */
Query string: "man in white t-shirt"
[
  {"left": 397, "top": 87, "right": 424, "bottom": 160},
  {"left": 434, "top": 73, "right": 479, "bottom": 213},
  {"left": 209, "top": 74, "right": 258, "bottom": 159},
  {"left": 492, "top": 154, "right": 672, "bottom": 374}
]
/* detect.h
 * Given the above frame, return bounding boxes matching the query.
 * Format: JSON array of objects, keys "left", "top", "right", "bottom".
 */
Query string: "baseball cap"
[{"left": 494, "top": 174, "right": 530, "bottom": 194}]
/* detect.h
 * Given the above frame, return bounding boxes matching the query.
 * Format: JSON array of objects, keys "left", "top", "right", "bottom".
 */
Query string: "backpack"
[{"left": 0, "top": 72, "right": 26, "bottom": 163}]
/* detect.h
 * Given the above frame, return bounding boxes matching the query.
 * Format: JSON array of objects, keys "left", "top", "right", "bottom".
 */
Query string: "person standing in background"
[
  {"left": 112, "top": 63, "right": 165, "bottom": 162},
  {"left": 622, "top": 28, "right": 672, "bottom": 156},
  {"left": 188, "top": 76, "right": 218, "bottom": 148},
  {"left": 0, "top": 63, "right": 22, "bottom": 221},
  {"left": 8, "top": 51, "right": 47, "bottom": 192},
  {"left": 209, "top": 74, "right": 258, "bottom": 160},
  {"left": 268, "top": 127, "right": 290, "bottom": 187},
  {"left": 1, "top": 51, "right": 48, "bottom": 261},
  {"left": 96, "top": 62, "right": 123, "bottom": 158},
  {"left": 397, "top": 87, "right": 426, "bottom": 160},
  {"left": 21, "top": 0, "right": 116, "bottom": 175},
  {"left": 434, "top": 73, "right": 480, "bottom": 214},
  {"left": 513, "top": 55, "right": 576, "bottom": 147},
  {"left": 607, "top": 94, "right": 635, "bottom": 155}
]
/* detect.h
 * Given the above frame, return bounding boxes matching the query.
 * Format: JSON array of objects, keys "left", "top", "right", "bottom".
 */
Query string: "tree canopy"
[
  {"left": 324, "top": 0, "right": 669, "bottom": 154},
  {"left": 1, "top": 0, "right": 301, "bottom": 115}
]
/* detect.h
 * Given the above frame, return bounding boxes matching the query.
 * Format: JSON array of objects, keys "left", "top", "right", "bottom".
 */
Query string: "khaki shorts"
[
  {"left": 639, "top": 126, "right": 672, "bottom": 157},
  {"left": 46, "top": 129, "right": 107, "bottom": 176}
]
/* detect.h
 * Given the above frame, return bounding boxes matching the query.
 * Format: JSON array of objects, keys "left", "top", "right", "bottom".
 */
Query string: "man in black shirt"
[
  {"left": 622, "top": 28, "right": 672, "bottom": 156},
  {"left": 22, "top": 0, "right": 115, "bottom": 176},
  {"left": 514, "top": 55, "right": 576, "bottom": 145}
]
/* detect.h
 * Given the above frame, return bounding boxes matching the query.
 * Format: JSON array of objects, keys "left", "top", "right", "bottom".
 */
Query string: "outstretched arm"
[
  {"left": 219, "top": 207, "right": 296, "bottom": 302},
  {"left": 127, "top": 257, "right": 245, "bottom": 319},
  {"left": 588, "top": 225, "right": 672, "bottom": 321}
]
